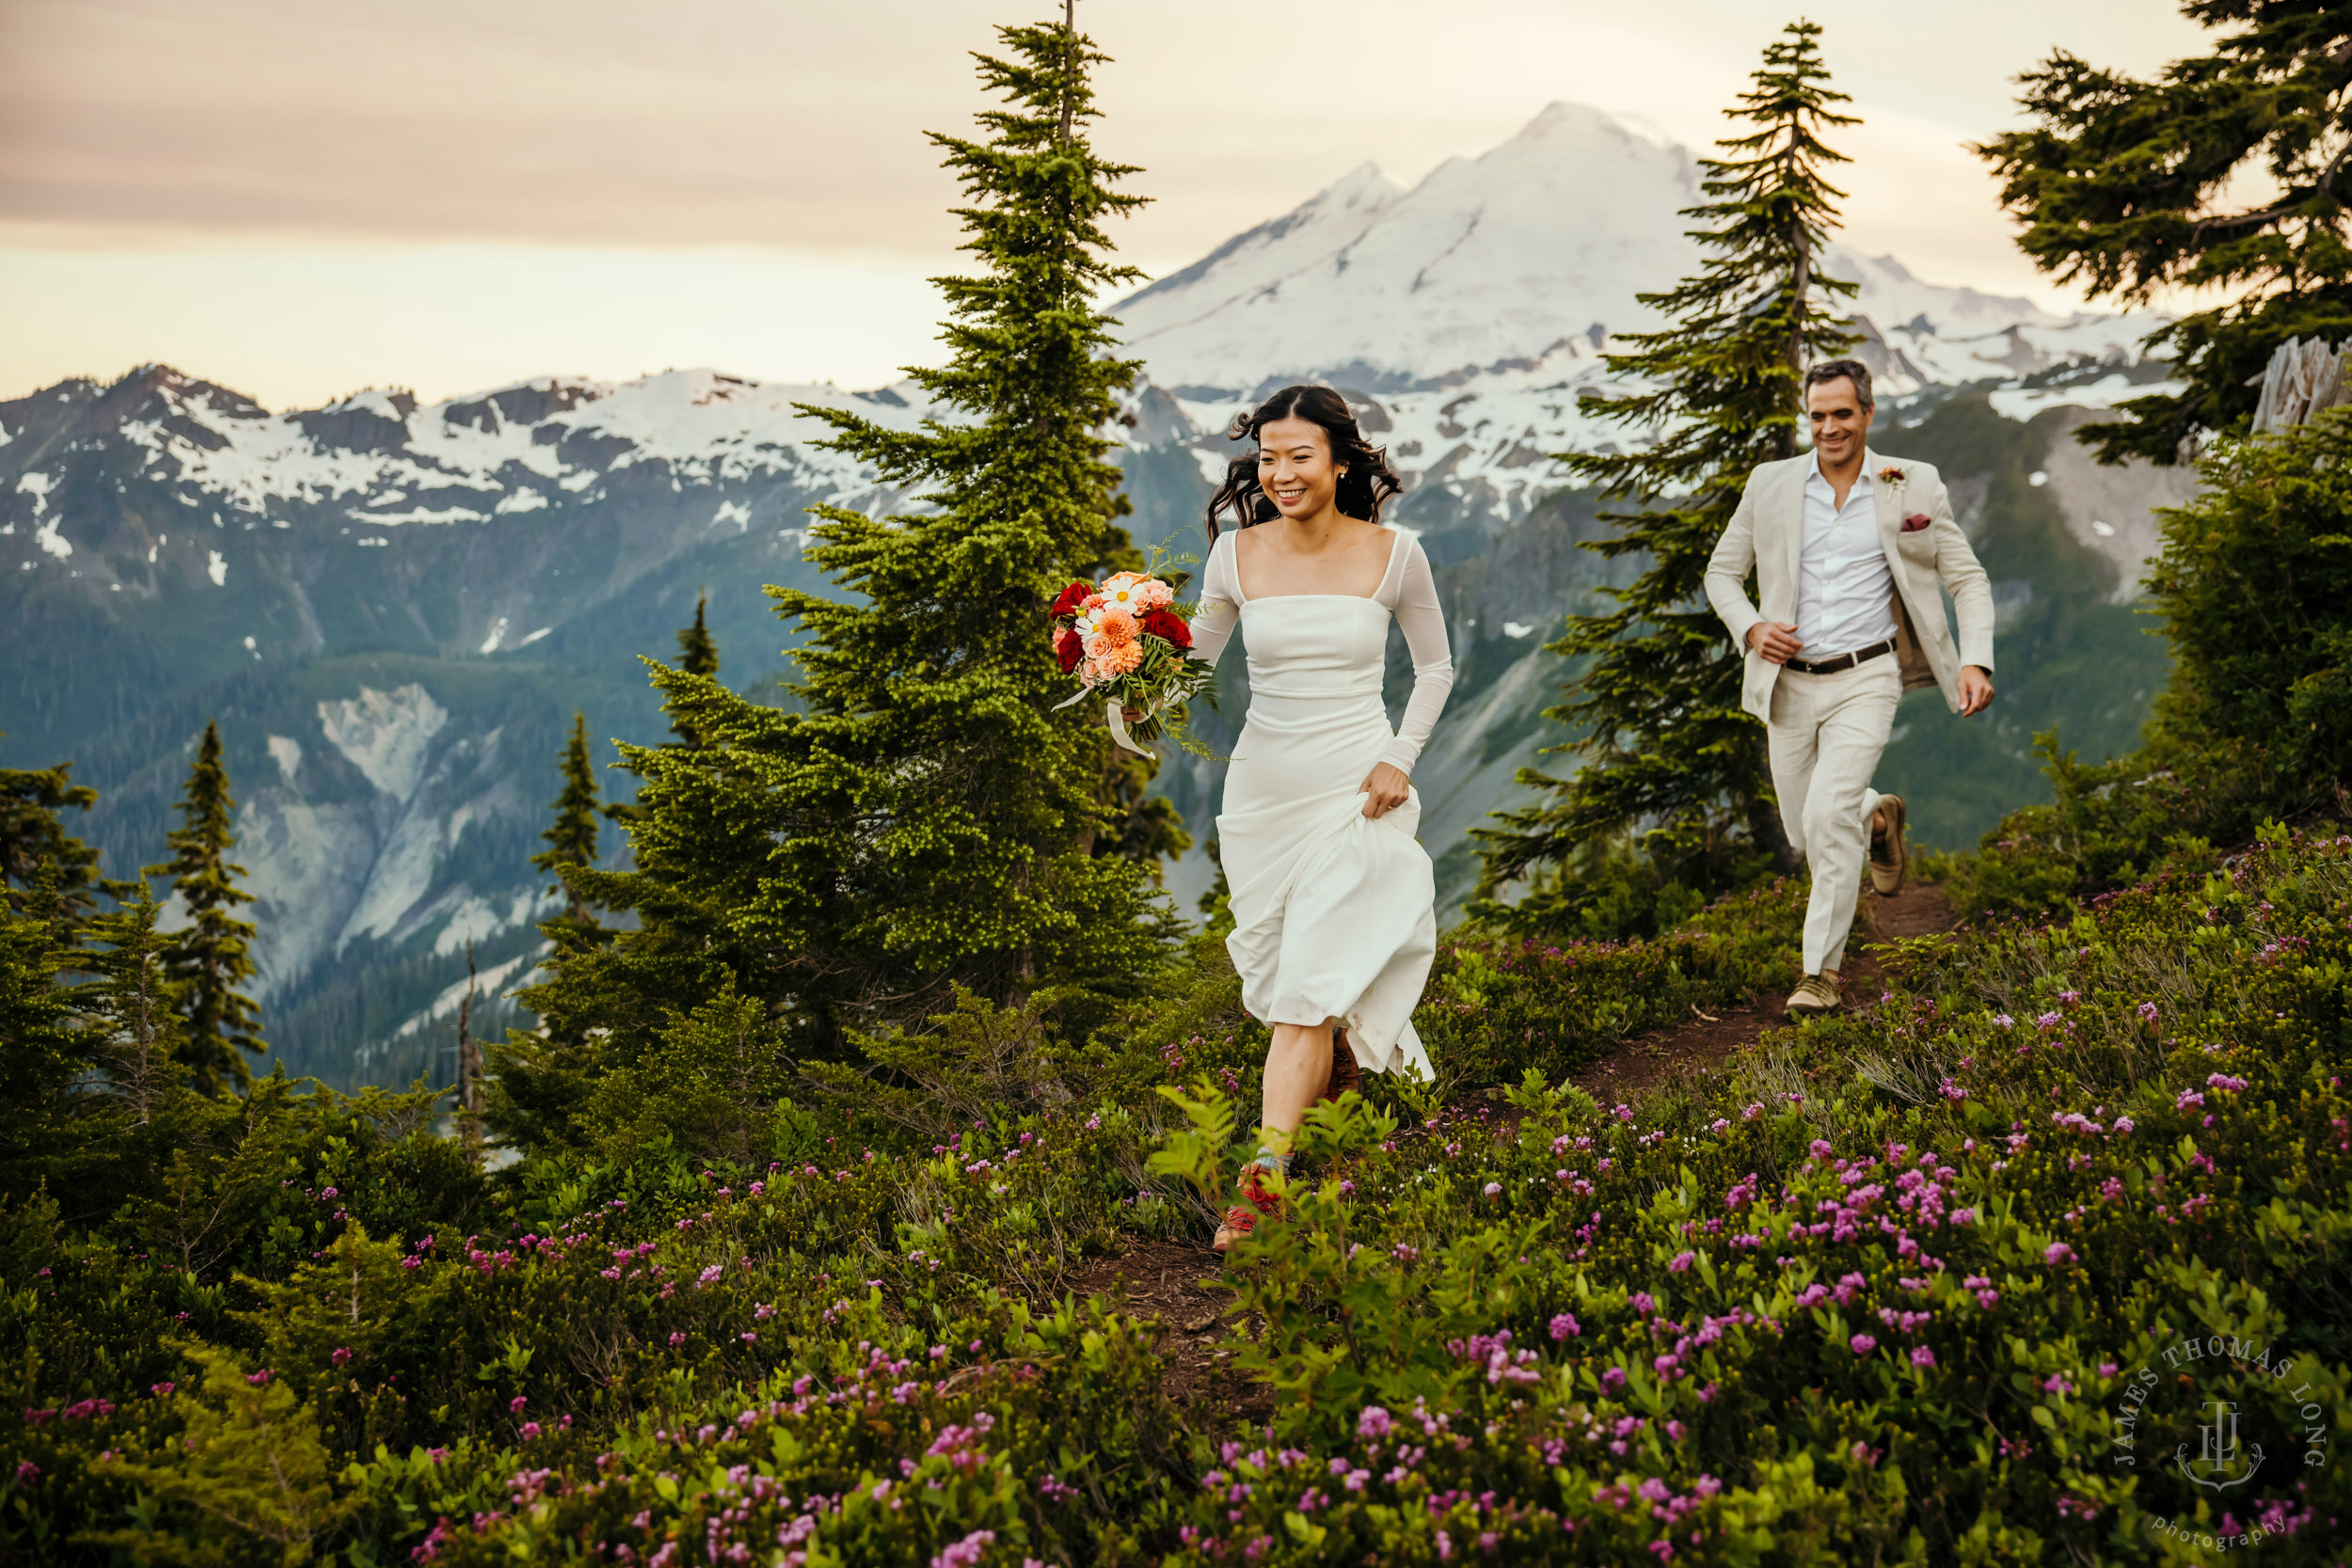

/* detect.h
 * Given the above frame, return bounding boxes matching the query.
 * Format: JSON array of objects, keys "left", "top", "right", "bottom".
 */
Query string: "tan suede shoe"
[
  {"left": 1869, "top": 793, "right": 1907, "bottom": 896},
  {"left": 1786, "top": 974, "right": 1843, "bottom": 1016}
]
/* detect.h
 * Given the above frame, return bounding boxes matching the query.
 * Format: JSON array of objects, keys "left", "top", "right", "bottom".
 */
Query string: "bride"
[{"left": 1185, "top": 384, "right": 1454, "bottom": 1251}]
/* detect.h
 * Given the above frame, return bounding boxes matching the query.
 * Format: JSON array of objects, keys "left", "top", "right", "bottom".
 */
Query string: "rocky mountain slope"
[{"left": 1, "top": 102, "right": 2196, "bottom": 1088}]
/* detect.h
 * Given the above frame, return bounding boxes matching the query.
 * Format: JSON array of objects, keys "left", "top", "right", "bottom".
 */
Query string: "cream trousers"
[{"left": 1767, "top": 657, "right": 1900, "bottom": 975}]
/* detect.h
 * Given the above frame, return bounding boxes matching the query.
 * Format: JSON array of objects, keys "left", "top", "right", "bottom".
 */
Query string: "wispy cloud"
[{"left": 0, "top": 0, "right": 2211, "bottom": 404}]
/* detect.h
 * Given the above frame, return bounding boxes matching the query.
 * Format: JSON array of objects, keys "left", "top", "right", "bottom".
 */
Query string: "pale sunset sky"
[{"left": 0, "top": 0, "right": 2211, "bottom": 409}]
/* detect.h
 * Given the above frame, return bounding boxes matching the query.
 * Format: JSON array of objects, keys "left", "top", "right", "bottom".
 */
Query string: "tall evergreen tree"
[
  {"left": 78, "top": 885, "right": 190, "bottom": 1129},
  {"left": 147, "top": 721, "right": 265, "bottom": 1092},
  {"left": 500, "top": 12, "right": 1169, "bottom": 1147},
  {"left": 669, "top": 594, "right": 721, "bottom": 748},
  {"left": 676, "top": 593, "right": 720, "bottom": 680},
  {"left": 531, "top": 713, "right": 603, "bottom": 935},
  {"left": 0, "top": 754, "right": 105, "bottom": 917},
  {"left": 1979, "top": 3, "right": 2352, "bottom": 465},
  {"left": 0, "top": 863, "right": 88, "bottom": 1198},
  {"left": 1475, "top": 20, "right": 1857, "bottom": 933}
]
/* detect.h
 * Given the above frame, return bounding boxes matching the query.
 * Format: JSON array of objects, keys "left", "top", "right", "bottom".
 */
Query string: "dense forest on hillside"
[{"left": 4, "top": 7, "right": 2351, "bottom": 1566}]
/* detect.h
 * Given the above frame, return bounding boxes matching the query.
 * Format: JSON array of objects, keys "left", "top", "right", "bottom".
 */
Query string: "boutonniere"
[{"left": 1877, "top": 465, "right": 1907, "bottom": 489}]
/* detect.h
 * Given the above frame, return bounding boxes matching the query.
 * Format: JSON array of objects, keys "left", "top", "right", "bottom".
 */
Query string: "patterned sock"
[{"left": 1252, "top": 1146, "right": 1293, "bottom": 1177}]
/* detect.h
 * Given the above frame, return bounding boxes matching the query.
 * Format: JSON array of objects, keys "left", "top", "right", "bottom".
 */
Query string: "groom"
[{"left": 1705, "top": 358, "right": 1995, "bottom": 1015}]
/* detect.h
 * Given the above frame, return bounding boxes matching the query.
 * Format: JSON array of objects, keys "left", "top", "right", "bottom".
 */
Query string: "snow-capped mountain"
[
  {"left": 1119, "top": 101, "right": 2154, "bottom": 397},
  {"left": 1111, "top": 102, "right": 2169, "bottom": 538},
  {"left": 1, "top": 364, "right": 946, "bottom": 1085},
  {"left": 2, "top": 102, "right": 2197, "bottom": 1088}
]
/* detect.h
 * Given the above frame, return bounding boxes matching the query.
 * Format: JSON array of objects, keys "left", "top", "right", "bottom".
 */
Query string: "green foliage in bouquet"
[{"left": 1479, "top": 21, "right": 1860, "bottom": 935}]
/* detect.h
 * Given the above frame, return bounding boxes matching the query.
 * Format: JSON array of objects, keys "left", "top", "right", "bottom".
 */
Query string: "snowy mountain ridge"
[
  {"left": 1105, "top": 101, "right": 2171, "bottom": 542},
  {"left": 1114, "top": 100, "right": 2156, "bottom": 397},
  {"left": 0, "top": 100, "right": 2193, "bottom": 1088}
]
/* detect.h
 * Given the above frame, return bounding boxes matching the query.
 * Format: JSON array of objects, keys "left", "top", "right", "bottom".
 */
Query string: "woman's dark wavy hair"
[{"left": 1205, "top": 384, "right": 1403, "bottom": 541}]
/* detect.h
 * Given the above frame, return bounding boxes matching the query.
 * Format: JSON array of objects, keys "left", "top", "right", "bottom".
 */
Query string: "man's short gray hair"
[{"left": 1804, "top": 358, "right": 1874, "bottom": 409}]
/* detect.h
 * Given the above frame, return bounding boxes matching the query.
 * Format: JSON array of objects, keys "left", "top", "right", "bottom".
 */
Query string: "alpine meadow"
[{"left": 2, "top": 7, "right": 2350, "bottom": 1567}]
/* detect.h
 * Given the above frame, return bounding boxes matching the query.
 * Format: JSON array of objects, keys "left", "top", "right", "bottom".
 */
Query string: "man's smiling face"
[{"left": 1806, "top": 375, "right": 1874, "bottom": 468}]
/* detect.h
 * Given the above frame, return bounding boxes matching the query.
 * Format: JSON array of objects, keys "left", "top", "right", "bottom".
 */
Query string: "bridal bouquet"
[{"left": 1047, "top": 566, "right": 1216, "bottom": 755}]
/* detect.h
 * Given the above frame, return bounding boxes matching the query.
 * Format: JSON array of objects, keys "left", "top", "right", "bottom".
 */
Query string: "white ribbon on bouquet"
[{"left": 1051, "top": 686, "right": 1156, "bottom": 756}]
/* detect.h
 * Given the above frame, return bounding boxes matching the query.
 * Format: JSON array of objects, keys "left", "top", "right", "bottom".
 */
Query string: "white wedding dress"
[{"left": 1189, "top": 524, "right": 1454, "bottom": 1078}]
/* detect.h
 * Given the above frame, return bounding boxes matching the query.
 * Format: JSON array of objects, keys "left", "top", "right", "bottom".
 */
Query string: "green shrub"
[
  {"left": 1174, "top": 829, "right": 2352, "bottom": 1561},
  {"left": 1417, "top": 878, "right": 1804, "bottom": 1088},
  {"left": 1949, "top": 413, "right": 2352, "bottom": 919},
  {"left": 11, "top": 827, "right": 2352, "bottom": 1565}
]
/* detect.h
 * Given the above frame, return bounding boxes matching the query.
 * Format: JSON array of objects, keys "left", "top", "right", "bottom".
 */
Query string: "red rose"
[
  {"left": 1048, "top": 581, "right": 1092, "bottom": 619},
  {"left": 1054, "top": 626, "right": 1084, "bottom": 673},
  {"left": 1140, "top": 608, "right": 1192, "bottom": 650}
]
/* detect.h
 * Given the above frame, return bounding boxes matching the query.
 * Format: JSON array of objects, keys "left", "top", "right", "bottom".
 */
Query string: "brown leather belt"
[{"left": 1784, "top": 637, "right": 1897, "bottom": 675}]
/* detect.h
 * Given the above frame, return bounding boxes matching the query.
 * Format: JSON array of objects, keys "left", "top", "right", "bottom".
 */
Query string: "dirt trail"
[
  {"left": 1058, "top": 1241, "right": 1270, "bottom": 1425},
  {"left": 1571, "top": 880, "right": 1959, "bottom": 1101},
  {"left": 1064, "top": 882, "right": 1963, "bottom": 1422}
]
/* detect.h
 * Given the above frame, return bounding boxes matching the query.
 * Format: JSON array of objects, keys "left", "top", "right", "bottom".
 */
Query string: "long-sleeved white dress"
[{"left": 1189, "top": 524, "right": 1455, "bottom": 1079}]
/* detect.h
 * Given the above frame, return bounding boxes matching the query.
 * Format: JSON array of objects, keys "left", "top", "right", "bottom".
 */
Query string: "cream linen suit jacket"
[{"left": 1704, "top": 449, "right": 1996, "bottom": 722}]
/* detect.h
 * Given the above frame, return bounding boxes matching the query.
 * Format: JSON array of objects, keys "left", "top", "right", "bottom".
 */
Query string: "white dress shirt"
[{"left": 1796, "top": 460, "right": 1899, "bottom": 658}]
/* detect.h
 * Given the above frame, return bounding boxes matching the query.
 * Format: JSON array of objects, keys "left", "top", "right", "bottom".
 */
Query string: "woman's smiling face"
[{"left": 1256, "top": 416, "right": 1340, "bottom": 519}]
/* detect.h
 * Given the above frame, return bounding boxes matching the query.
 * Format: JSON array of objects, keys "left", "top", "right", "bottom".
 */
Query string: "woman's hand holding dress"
[{"left": 1359, "top": 761, "right": 1410, "bottom": 818}]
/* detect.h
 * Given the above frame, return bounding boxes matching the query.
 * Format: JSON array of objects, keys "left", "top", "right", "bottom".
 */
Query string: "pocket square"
[{"left": 1900, "top": 513, "right": 1932, "bottom": 532}]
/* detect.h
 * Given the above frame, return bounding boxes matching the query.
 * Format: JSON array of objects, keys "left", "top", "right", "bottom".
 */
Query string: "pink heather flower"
[
  {"left": 1357, "top": 1405, "right": 1393, "bottom": 1439},
  {"left": 2043, "top": 1243, "right": 2076, "bottom": 1266},
  {"left": 1993, "top": 1013, "right": 2013, "bottom": 1030},
  {"left": 510, "top": 1395, "right": 529, "bottom": 1414},
  {"left": 1549, "top": 1313, "right": 1581, "bottom": 1340},
  {"left": 668, "top": 1332, "right": 686, "bottom": 1348},
  {"left": 1910, "top": 1346, "right": 1935, "bottom": 1368},
  {"left": 1850, "top": 1334, "right": 1878, "bottom": 1356},
  {"left": 13, "top": 1461, "right": 35, "bottom": 1483},
  {"left": 149, "top": 1382, "right": 174, "bottom": 1397},
  {"left": 1483, "top": 1182, "right": 1502, "bottom": 1198},
  {"left": 246, "top": 1370, "right": 272, "bottom": 1387},
  {"left": 2098, "top": 1362, "right": 2120, "bottom": 1377},
  {"left": 329, "top": 1347, "right": 353, "bottom": 1367},
  {"left": 1668, "top": 1251, "right": 1695, "bottom": 1274},
  {"left": 931, "top": 1528, "right": 996, "bottom": 1568},
  {"left": 519, "top": 1421, "right": 543, "bottom": 1440}
]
